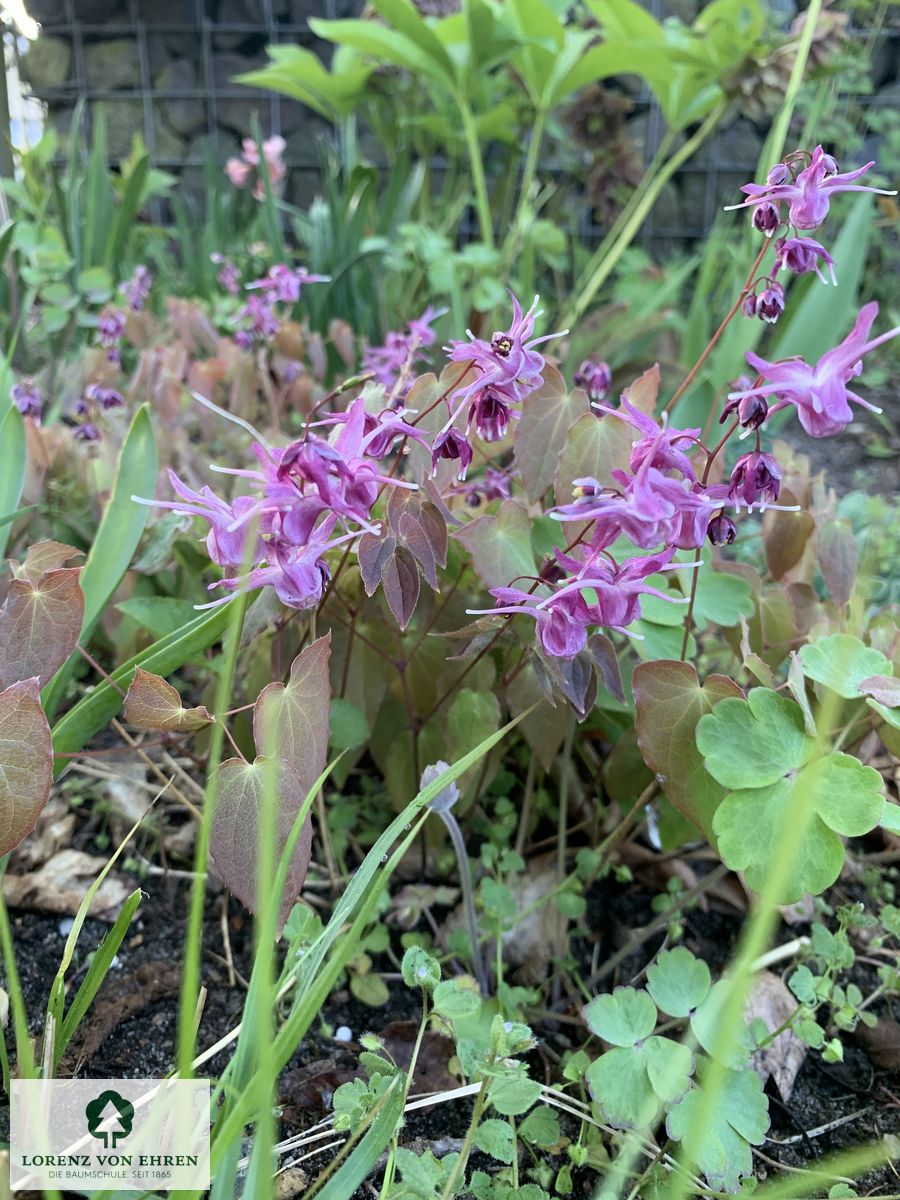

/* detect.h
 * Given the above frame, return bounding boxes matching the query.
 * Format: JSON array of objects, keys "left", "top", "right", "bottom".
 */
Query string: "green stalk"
[
  {"left": 760, "top": 0, "right": 824, "bottom": 172},
  {"left": 561, "top": 105, "right": 727, "bottom": 329},
  {"left": 506, "top": 107, "right": 547, "bottom": 252},
  {"left": 175, "top": 589, "right": 250, "bottom": 1079},
  {"left": 458, "top": 97, "right": 495, "bottom": 249}
]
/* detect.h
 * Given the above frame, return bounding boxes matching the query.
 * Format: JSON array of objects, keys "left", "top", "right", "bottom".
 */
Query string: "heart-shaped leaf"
[
  {"left": 254, "top": 634, "right": 332, "bottom": 796},
  {"left": 514, "top": 365, "right": 587, "bottom": 502},
  {"left": 0, "top": 567, "right": 84, "bottom": 688},
  {"left": 666, "top": 1067, "right": 769, "bottom": 1192},
  {"left": 799, "top": 634, "right": 891, "bottom": 700},
  {"left": 584, "top": 986, "right": 657, "bottom": 1046},
  {"left": 0, "top": 678, "right": 53, "bottom": 854},
  {"left": 123, "top": 668, "right": 213, "bottom": 732},
  {"left": 646, "top": 947, "right": 711, "bottom": 1018}
]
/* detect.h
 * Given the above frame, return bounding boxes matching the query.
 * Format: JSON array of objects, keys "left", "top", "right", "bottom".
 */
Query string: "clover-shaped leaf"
[
  {"left": 646, "top": 947, "right": 711, "bottom": 1018},
  {"left": 696, "top": 688, "right": 813, "bottom": 789},
  {"left": 666, "top": 1067, "right": 769, "bottom": 1193},
  {"left": 585, "top": 1037, "right": 693, "bottom": 1129},
  {"left": 583, "top": 987, "right": 657, "bottom": 1046},
  {"left": 698, "top": 689, "right": 885, "bottom": 901},
  {"left": 798, "top": 634, "right": 892, "bottom": 700}
]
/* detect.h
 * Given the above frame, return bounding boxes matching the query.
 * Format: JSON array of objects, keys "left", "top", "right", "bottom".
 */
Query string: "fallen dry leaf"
[
  {"left": 2, "top": 849, "right": 131, "bottom": 920},
  {"left": 8, "top": 794, "right": 76, "bottom": 871},
  {"left": 851, "top": 1016, "right": 900, "bottom": 1072},
  {"left": 382, "top": 1020, "right": 458, "bottom": 1093},
  {"left": 747, "top": 970, "right": 807, "bottom": 1100}
]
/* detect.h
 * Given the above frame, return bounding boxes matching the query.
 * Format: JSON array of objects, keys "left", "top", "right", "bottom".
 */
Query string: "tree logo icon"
[{"left": 85, "top": 1090, "right": 134, "bottom": 1149}]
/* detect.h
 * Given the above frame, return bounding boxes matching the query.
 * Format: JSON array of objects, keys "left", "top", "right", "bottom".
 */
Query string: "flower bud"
[
  {"left": 74, "top": 422, "right": 101, "bottom": 443},
  {"left": 821, "top": 153, "right": 839, "bottom": 176},
  {"left": 755, "top": 282, "right": 785, "bottom": 324},
  {"left": 708, "top": 512, "right": 737, "bottom": 545},
  {"left": 752, "top": 201, "right": 781, "bottom": 235},
  {"left": 470, "top": 389, "right": 511, "bottom": 442},
  {"left": 742, "top": 293, "right": 758, "bottom": 318},
  {"left": 573, "top": 358, "right": 613, "bottom": 404},
  {"left": 766, "top": 163, "right": 790, "bottom": 186}
]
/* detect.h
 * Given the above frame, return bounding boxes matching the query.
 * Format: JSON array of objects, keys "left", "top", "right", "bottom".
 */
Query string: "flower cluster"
[
  {"left": 97, "top": 306, "right": 127, "bottom": 366},
  {"left": 362, "top": 307, "right": 443, "bottom": 398},
  {"left": 234, "top": 264, "right": 328, "bottom": 350},
  {"left": 120, "top": 266, "right": 152, "bottom": 313},
  {"left": 434, "top": 293, "right": 566, "bottom": 477},
  {"left": 12, "top": 379, "right": 42, "bottom": 420},
  {"left": 136, "top": 397, "right": 424, "bottom": 610},
  {"left": 225, "top": 135, "right": 286, "bottom": 199}
]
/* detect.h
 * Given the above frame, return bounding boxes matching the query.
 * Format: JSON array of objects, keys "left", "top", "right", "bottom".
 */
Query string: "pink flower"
[
  {"left": 729, "top": 451, "right": 782, "bottom": 507},
  {"left": 774, "top": 236, "right": 836, "bottom": 285},
  {"left": 225, "top": 158, "right": 252, "bottom": 189},
  {"left": 732, "top": 301, "right": 899, "bottom": 437},
  {"left": 246, "top": 264, "right": 329, "bottom": 304},
  {"left": 727, "top": 146, "right": 896, "bottom": 231}
]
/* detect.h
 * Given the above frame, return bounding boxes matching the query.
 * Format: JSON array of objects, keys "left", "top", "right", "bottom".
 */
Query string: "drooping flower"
[
  {"left": 574, "top": 358, "right": 612, "bottom": 403},
  {"left": 84, "top": 383, "right": 125, "bottom": 410},
  {"left": 727, "top": 146, "right": 896, "bottom": 231},
  {"left": 431, "top": 429, "right": 473, "bottom": 480},
  {"left": 721, "top": 379, "right": 768, "bottom": 430},
  {"left": 420, "top": 761, "right": 460, "bottom": 813},
  {"left": 752, "top": 202, "right": 781, "bottom": 236},
  {"left": 729, "top": 451, "right": 782, "bottom": 507},
  {"left": 468, "top": 389, "right": 511, "bottom": 442},
  {"left": 754, "top": 282, "right": 785, "bottom": 324},
  {"left": 11, "top": 379, "right": 42, "bottom": 418},
  {"left": 731, "top": 301, "right": 899, "bottom": 437},
  {"left": 708, "top": 512, "right": 737, "bottom": 546},
  {"left": 595, "top": 400, "right": 700, "bottom": 482},
  {"left": 774, "top": 236, "right": 837, "bottom": 285},
  {"left": 97, "top": 306, "right": 127, "bottom": 365}
]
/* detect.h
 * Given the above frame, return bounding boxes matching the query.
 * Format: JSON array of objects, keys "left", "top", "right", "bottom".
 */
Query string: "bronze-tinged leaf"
[
  {"left": 553, "top": 411, "right": 633, "bottom": 507},
  {"left": 764, "top": 499, "right": 815, "bottom": 581},
  {"left": 816, "top": 519, "right": 857, "bottom": 607},
  {"left": 507, "top": 664, "right": 570, "bottom": 772},
  {"left": 0, "top": 567, "right": 84, "bottom": 688},
  {"left": 514, "top": 366, "right": 588, "bottom": 502},
  {"left": 0, "top": 678, "right": 53, "bottom": 855},
  {"left": 209, "top": 757, "right": 313, "bottom": 925},
  {"left": 382, "top": 545, "right": 420, "bottom": 629},
  {"left": 633, "top": 660, "right": 743, "bottom": 840},
  {"left": 123, "top": 667, "right": 213, "bottom": 732},
  {"left": 253, "top": 634, "right": 332, "bottom": 798},
  {"left": 587, "top": 632, "right": 624, "bottom": 702},
  {"left": 454, "top": 500, "right": 536, "bottom": 592},
  {"left": 357, "top": 531, "right": 396, "bottom": 597},
  {"left": 16, "top": 540, "right": 83, "bottom": 583},
  {"left": 622, "top": 364, "right": 660, "bottom": 415}
]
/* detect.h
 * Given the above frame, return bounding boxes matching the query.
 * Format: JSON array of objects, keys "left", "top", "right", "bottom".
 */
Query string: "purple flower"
[
  {"left": 74, "top": 422, "right": 101, "bottom": 443},
  {"left": 212, "top": 254, "right": 241, "bottom": 295},
  {"left": 85, "top": 383, "right": 125, "bottom": 410},
  {"left": 595, "top": 399, "right": 700, "bottom": 481},
  {"left": 721, "top": 380, "right": 768, "bottom": 430},
  {"left": 708, "top": 512, "right": 737, "bottom": 545},
  {"left": 754, "top": 282, "right": 785, "bottom": 324},
  {"left": 774, "top": 236, "right": 837, "bottom": 285},
  {"left": 246, "top": 264, "right": 329, "bottom": 304},
  {"left": 732, "top": 302, "right": 899, "bottom": 437},
  {"left": 470, "top": 585, "right": 592, "bottom": 658},
  {"left": 97, "top": 307, "right": 126, "bottom": 349},
  {"left": 11, "top": 379, "right": 42, "bottom": 418},
  {"left": 446, "top": 292, "right": 565, "bottom": 406},
  {"left": 363, "top": 307, "right": 443, "bottom": 396},
  {"left": 727, "top": 146, "right": 896, "bottom": 231},
  {"left": 752, "top": 202, "right": 782, "bottom": 235},
  {"left": 431, "top": 429, "right": 473, "bottom": 480},
  {"left": 574, "top": 358, "right": 612, "bottom": 403},
  {"left": 729, "top": 451, "right": 782, "bottom": 507},
  {"left": 120, "top": 266, "right": 152, "bottom": 313},
  {"left": 237, "top": 294, "right": 279, "bottom": 344},
  {"left": 469, "top": 389, "right": 511, "bottom": 442}
]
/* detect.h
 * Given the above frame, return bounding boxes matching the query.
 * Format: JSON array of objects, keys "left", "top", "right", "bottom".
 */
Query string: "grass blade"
[{"left": 0, "top": 406, "right": 26, "bottom": 558}]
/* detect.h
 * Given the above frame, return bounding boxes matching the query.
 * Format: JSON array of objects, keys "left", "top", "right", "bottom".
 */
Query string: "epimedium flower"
[
  {"left": 574, "top": 357, "right": 612, "bottom": 403},
  {"left": 727, "top": 145, "right": 896, "bottom": 231},
  {"left": 362, "top": 306, "right": 443, "bottom": 395},
  {"left": 731, "top": 301, "right": 899, "bottom": 437},
  {"left": 120, "top": 265, "right": 152, "bottom": 313},
  {"left": 721, "top": 380, "right": 768, "bottom": 430},
  {"left": 468, "top": 389, "right": 511, "bottom": 442},
  {"left": 774, "top": 236, "right": 837, "bottom": 285},
  {"left": 246, "top": 264, "right": 330, "bottom": 304},
  {"left": 11, "top": 379, "right": 42, "bottom": 419},
  {"left": 431, "top": 429, "right": 473, "bottom": 480},
  {"left": 754, "top": 281, "right": 785, "bottom": 324},
  {"left": 752, "top": 202, "right": 781, "bottom": 236},
  {"left": 708, "top": 512, "right": 737, "bottom": 546},
  {"left": 729, "top": 451, "right": 782, "bottom": 508}
]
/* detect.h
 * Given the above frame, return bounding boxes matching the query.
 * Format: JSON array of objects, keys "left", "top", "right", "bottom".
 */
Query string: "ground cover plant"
[{"left": 1, "top": 2, "right": 900, "bottom": 1198}]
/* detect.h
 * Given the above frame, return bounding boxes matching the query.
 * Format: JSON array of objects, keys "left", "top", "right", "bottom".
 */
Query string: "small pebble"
[
  {"left": 58, "top": 918, "right": 75, "bottom": 936},
  {"left": 334, "top": 1025, "right": 353, "bottom": 1043}
]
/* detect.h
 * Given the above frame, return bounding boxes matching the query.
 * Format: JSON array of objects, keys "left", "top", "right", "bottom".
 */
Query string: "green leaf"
[
  {"left": 454, "top": 500, "right": 536, "bottom": 591},
  {"left": 553, "top": 412, "right": 633, "bottom": 504},
  {"left": 583, "top": 986, "right": 656, "bottom": 1046},
  {"left": 666, "top": 1068, "right": 768, "bottom": 1192},
  {"left": 42, "top": 405, "right": 158, "bottom": 717},
  {"left": 643, "top": 1036, "right": 694, "bottom": 1103},
  {"left": 646, "top": 947, "right": 711, "bottom": 1018},
  {"left": 689, "top": 981, "right": 753, "bottom": 1068},
  {"left": 586, "top": 1046, "right": 657, "bottom": 1128},
  {"left": 474, "top": 1118, "right": 514, "bottom": 1164},
  {"left": 433, "top": 977, "right": 482, "bottom": 1021},
  {"left": 519, "top": 1105, "right": 561, "bottom": 1148},
  {"left": 317, "top": 1075, "right": 407, "bottom": 1200},
  {"left": 350, "top": 971, "right": 390, "bottom": 1007},
  {"left": 329, "top": 698, "right": 369, "bottom": 751},
  {"left": 309, "top": 17, "right": 455, "bottom": 89},
  {"left": 0, "top": 406, "right": 26, "bottom": 559},
  {"left": 238, "top": 45, "right": 372, "bottom": 120},
  {"left": 684, "top": 565, "right": 754, "bottom": 628},
  {"left": 696, "top": 688, "right": 813, "bottom": 789},
  {"left": 116, "top": 596, "right": 202, "bottom": 640},
  {"left": 798, "top": 634, "right": 892, "bottom": 700},
  {"left": 488, "top": 1069, "right": 541, "bottom": 1116}
]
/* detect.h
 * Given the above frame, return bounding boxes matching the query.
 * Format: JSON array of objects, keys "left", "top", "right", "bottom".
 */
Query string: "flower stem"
[{"left": 439, "top": 1077, "right": 489, "bottom": 1200}]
